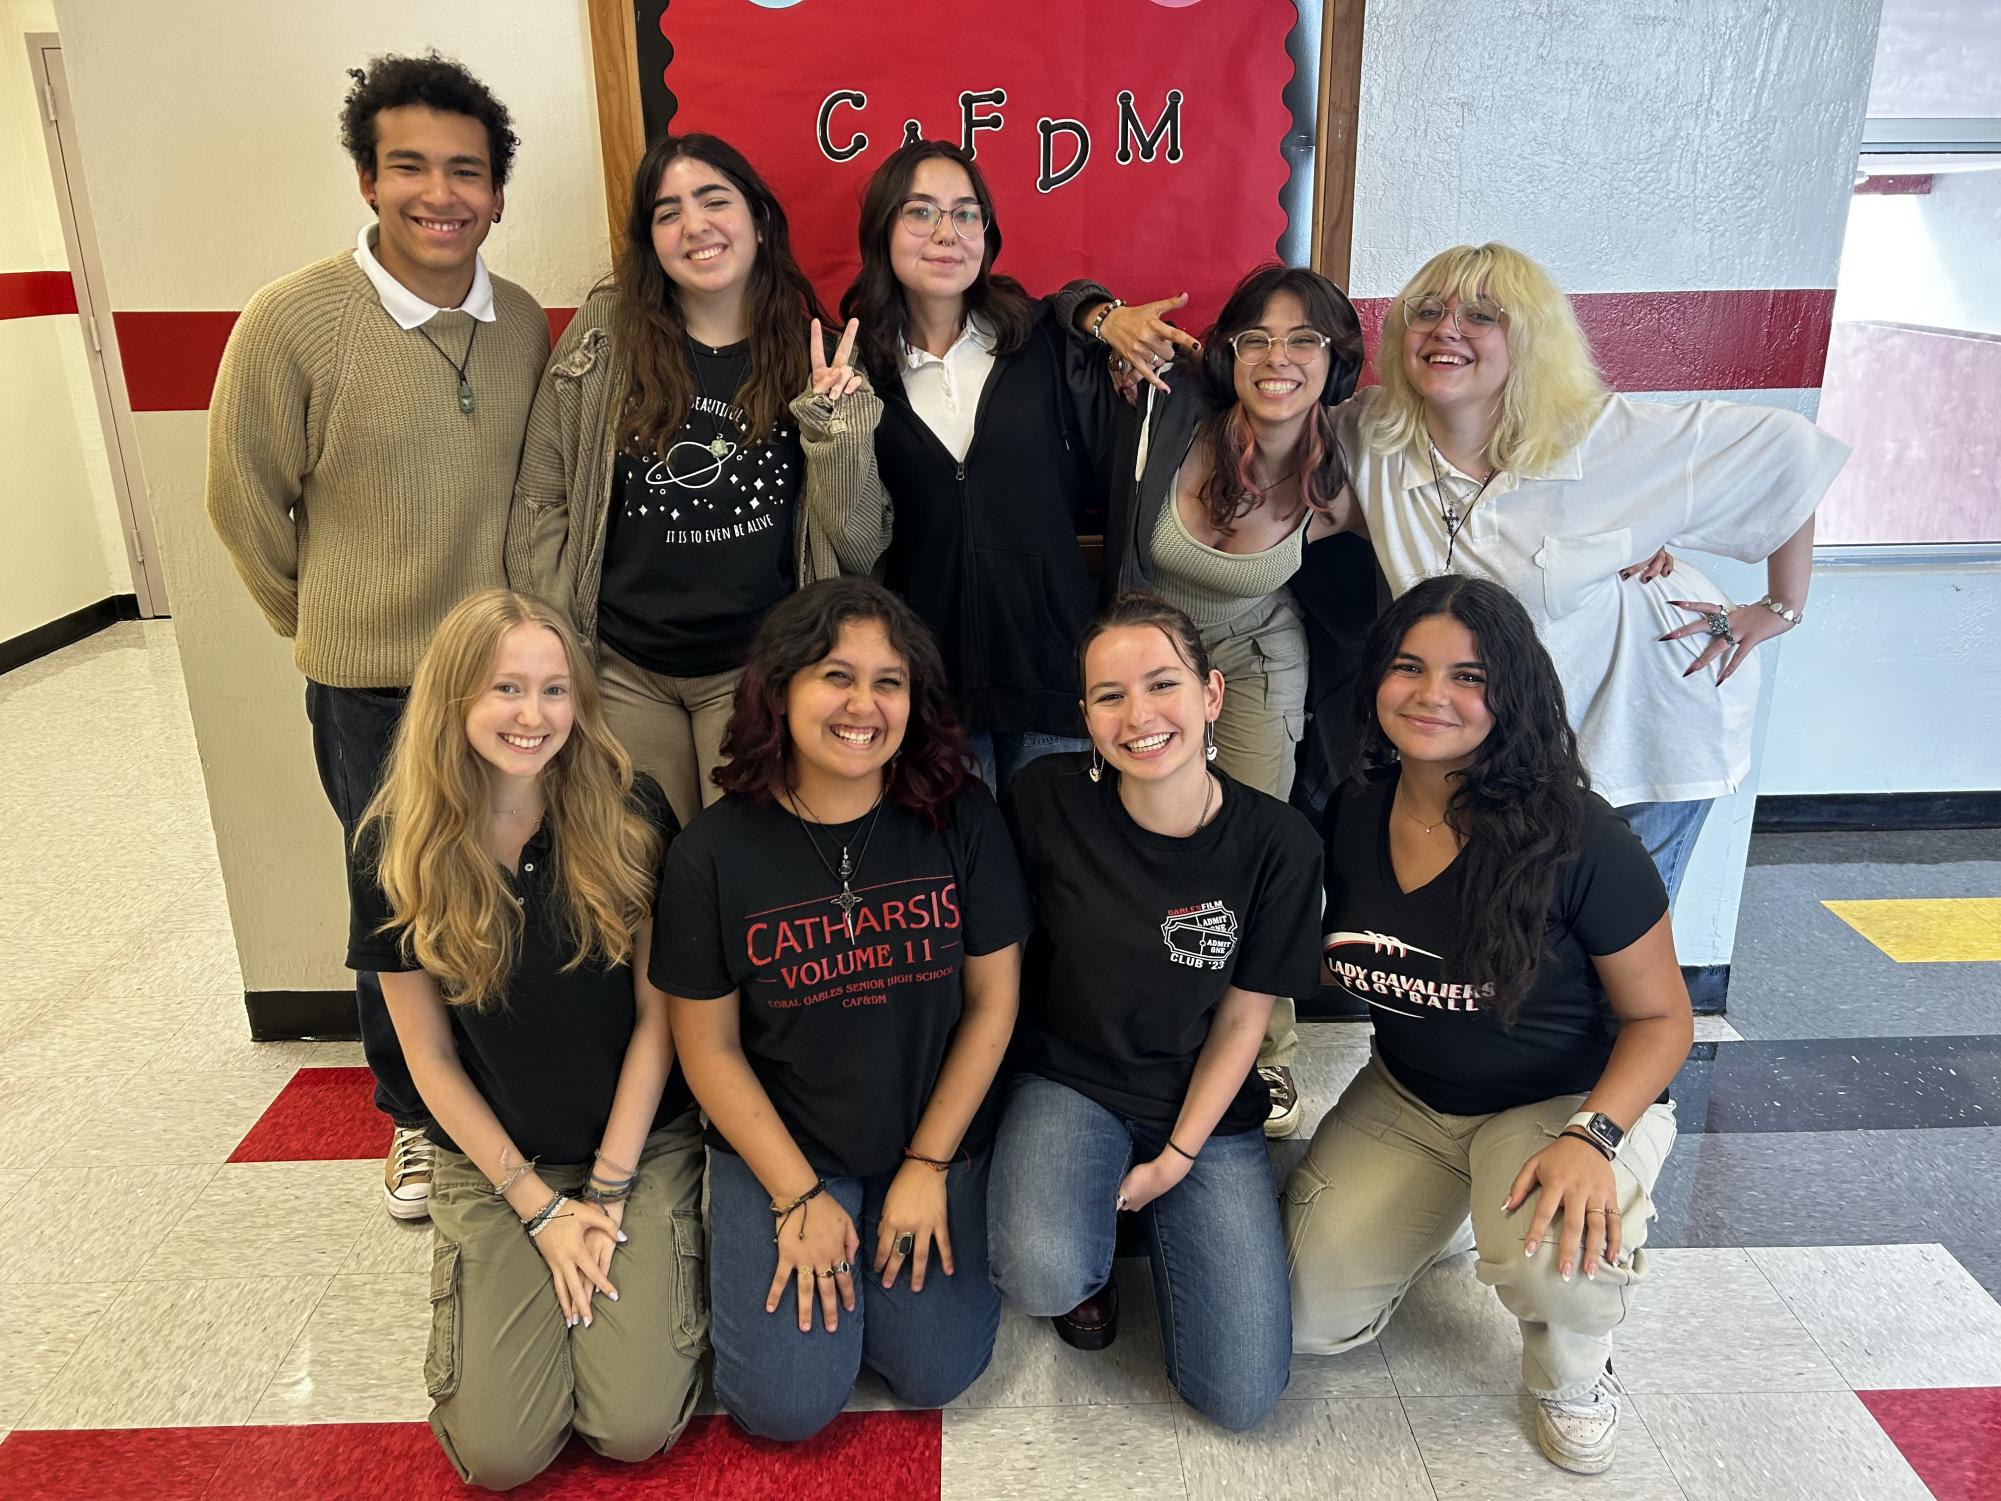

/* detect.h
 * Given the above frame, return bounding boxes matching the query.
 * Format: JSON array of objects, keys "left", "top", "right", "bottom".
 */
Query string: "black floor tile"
[
  {"left": 1670, "top": 1035, "right": 2001, "bottom": 1133},
  {"left": 1748, "top": 827, "right": 2001, "bottom": 867},
  {"left": 1649, "top": 1125, "right": 2001, "bottom": 1297}
]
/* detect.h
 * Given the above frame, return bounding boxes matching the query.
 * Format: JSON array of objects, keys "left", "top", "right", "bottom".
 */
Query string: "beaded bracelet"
[
  {"left": 770, "top": 1179, "right": 827, "bottom": 1243},
  {"left": 1088, "top": 298, "right": 1125, "bottom": 342}
]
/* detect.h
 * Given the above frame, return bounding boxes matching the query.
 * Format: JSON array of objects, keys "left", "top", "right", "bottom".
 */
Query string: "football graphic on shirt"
[
  {"left": 1321, "top": 930, "right": 1444, "bottom": 963},
  {"left": 1160, "top": 899, "right": 1239, "bottom": 970}
]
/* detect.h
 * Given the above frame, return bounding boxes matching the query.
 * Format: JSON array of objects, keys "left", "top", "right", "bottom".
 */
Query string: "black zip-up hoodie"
[{"left": 875, "top": 305, "right": 1112, "bottom": 737}]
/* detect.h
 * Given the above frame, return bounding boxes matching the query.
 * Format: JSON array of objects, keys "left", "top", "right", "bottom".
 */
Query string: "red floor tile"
[
  {"left": 0, "top": 1425, "right": 237, "bottom": 1500},
  {"left": 0, "top": 1412, "right": 943, "bottom": 1499},
  {"left": 1861, "top": 1386, "right": 2001, "bottom": 1501},
  {"left": 228, "top": 1067, "right": 392, "bottom": 1163}
]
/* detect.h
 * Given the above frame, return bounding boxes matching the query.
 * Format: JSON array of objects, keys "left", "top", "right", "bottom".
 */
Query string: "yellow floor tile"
[{"left": 1822, "top": 898, "right": 2001, "bottom": 963}]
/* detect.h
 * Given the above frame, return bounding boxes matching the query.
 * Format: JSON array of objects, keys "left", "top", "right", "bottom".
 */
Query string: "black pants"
[{"left": 305, "top": 679, "right": 427, "bottom": 1128}]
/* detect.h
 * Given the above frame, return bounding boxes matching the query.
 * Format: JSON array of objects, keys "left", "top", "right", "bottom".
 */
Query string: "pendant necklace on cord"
[
  {"left": 789, "top": 785, "right": 887, "bottom": 940},
  {"left": 415, "top": 318, "right": 480, "bottom": 415},
  {"left": 1424, "top": 431, "right": 1497, "bottom": 571}
]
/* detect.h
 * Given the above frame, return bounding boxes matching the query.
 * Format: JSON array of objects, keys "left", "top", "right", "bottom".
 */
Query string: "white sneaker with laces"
[
  {"left": 1536, "top": 1363, "right": 1623, "bottom": 1474},
  {"left": 384, "top": 1125, "right": 435, "bottom": 1220}
]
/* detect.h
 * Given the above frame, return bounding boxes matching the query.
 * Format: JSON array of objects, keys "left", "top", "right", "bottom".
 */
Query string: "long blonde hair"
[
  {"left": 1365, "top": 243, "right": 1608, "bottom": 476},
  {"left": 357, "top": 590, "right": 662, "bottom": 1011}
]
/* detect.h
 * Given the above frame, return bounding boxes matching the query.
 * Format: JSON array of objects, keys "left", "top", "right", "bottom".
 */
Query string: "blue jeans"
[
  {"left": 1615, "top": 798, "right": 1715, "bottom": 907},
  {"left": 305, "top": 680, "right": 427, "bottom": 1128},
  {"left": 967, "top": 731, "right": 1090, "bottom": 795},
  {"left": 987, "top": 1073, "right": 1292, "bottom": 1431},
  {"left": 706, "top": 1147, "right": 1001, "bottom": 1441}
]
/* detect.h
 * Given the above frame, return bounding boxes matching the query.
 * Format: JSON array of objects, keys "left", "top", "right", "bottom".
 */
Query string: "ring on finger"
[
  {"left": 894, "top": 1232, "right": 915, "bottom": 1257},
  {"left": 1702, "top": 608, "right": 1737, "bottom": 644},
  {"left": 814, "top": 1268, "right": 837, "bottom": 1279}
]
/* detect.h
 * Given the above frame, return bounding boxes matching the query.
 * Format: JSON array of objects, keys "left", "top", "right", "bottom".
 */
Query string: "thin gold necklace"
[{"left": 1396, "top": 783, "right": 1451, "bottom": 835}]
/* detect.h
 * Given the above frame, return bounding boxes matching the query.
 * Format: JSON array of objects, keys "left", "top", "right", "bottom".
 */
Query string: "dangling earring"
[
  {"left": 1087, "top": 747, "right": 1104, "bottom": 784},
  {"left": 1204, "top": 724, "right": 1218, "bottom": 763}
]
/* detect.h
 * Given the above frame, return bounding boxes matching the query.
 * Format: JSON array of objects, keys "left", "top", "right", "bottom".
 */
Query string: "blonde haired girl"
[
  {"left": 349, "top": 587, "right": 704, "bottom": 1490},
  {"left": 1336, "top": 242, "right": 1846, "bottom": 901}
]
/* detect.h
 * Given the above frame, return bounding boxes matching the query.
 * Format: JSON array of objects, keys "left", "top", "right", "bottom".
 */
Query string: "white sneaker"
[
  {"left": 1536, "top": 1364, "right": 1623, "bottom": 1475},
  {"left": 384, "top": 1126, "right": 434, "bottom": 1220}
]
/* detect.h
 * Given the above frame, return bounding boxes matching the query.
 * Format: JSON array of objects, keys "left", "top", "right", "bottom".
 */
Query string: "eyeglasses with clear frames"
[
  {"left": 1402, "top": 296, "right": 1506, "bottom": 337},
  {"left": 1228, "top": 330, "right": 1332, "bottom": 366},
  {"left": 899, "top": 200, "right": 987, "bottom": 241}
]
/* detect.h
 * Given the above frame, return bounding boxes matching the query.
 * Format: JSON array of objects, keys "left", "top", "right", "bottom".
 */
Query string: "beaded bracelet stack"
[
  {"left": 1087, "top": 298, "right": 1124, "bottom": 342},
  {"left": 522, "top": 1193, "right": 570, "bottom": 1238},
  {"left": 770, "top": 1179, "right": 827, "bottom": 1243}
]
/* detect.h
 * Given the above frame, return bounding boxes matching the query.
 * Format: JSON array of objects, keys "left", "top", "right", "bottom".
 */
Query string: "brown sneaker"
[
  {"left": 384, "top": 1125, "right": 434, "bottom": 1221},
  {"left": 1260, "top": 1065, "right": 1302, "bottom": 1139}
]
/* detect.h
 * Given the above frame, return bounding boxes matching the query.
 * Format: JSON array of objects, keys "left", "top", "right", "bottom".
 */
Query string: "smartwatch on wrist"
[{"left": 1564, "top": 1111, "right": 1624, "bottom": 1158}]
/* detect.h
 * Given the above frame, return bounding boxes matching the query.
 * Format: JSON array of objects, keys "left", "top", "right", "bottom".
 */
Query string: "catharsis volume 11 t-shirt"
[
  {"left": 596, "top": 338, "right": 802, "bottom": 677},
  {"left": 650, "top": 783, "right": 1031, "bottom": 1178},
  {"left": 1005, "top": 754, "right": 1324, "bottom": 1133},
  {"left": 1321, "top": 772, "right": 1668, "bottom": 1115}
]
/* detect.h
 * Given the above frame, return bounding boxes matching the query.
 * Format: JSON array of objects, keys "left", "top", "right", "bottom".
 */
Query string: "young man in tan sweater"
[{"left": 206, "top": 54, "right": 550, "bottom": 1219}]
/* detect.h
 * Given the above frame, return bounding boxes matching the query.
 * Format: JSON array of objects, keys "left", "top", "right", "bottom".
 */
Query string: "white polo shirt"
[
  {"left": 900, "top": 316, "right": 996, "bottom": 462},
  {"left": 353, "top": 224, "right": 496, "bottom": 328},
  {"left": 1337, "top": 388, "right": 1849, "bottom": 807}
]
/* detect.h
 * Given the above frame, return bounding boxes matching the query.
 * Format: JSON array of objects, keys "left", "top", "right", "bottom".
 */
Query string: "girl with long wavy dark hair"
[
  {"left": 350, "top": 589, "right": 702, "bottom": 1489},
  {"left": 506, "top": 133, "right": 890, "bottom": 828},
  {"left": 1284, "top": 574, "right": 1693, "bottom": 1478},
  {"left": 1067, "top": 262, "right": 1370, "bottom": 1139},
  {"left": 838, "top": 139, "right": 1126, "bottom": 788},
  {"left": 649, "top": 578, "right": 1030, "bottom": 1441}
]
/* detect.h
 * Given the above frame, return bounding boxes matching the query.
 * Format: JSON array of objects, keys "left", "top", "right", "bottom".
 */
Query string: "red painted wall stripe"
[
  {"left": 108, "top": 290, "right": 1834, "bottom": 413},
  {"left": 114, "top": 307, "right": 579, "bottom": 413},
  {"left": 1354, "top": 288, "right": 1836, "bottom": 394},
  {"left": 0, "top": 270, "right": 79, "bottom": 320}
]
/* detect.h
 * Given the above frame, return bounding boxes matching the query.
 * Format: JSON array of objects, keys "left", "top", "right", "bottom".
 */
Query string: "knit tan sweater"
[{"left": 206, "top": 250, "right": 550, "bottom": 687}]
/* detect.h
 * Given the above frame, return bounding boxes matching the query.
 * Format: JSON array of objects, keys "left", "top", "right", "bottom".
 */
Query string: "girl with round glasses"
[
  {"left": 1065, "top": 263, "right": 1369, "bottom": 1139},
  {"left": 842, "top": 139, "right": 1163, "bottom": 792},
  {"left": 1332, "top": 242, "right": 1847, "bottom": 900}
]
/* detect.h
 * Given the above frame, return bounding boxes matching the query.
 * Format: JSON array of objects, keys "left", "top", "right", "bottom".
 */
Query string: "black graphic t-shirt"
[
  {"left": 1321, "top": 773, "right": 1668, "bottom": 1115},
  {"left": 1005, "top": 755, "right": 1324, "bottom": 1134},
  {"left": 650, "top": 783, "right": 1032, "bottom": 1179},
  {"left": 597, "top": 339, "right": 802, "bottom": 677},
  {"left": 346, "top": 773, "right": 694, "bottom": 1163}
]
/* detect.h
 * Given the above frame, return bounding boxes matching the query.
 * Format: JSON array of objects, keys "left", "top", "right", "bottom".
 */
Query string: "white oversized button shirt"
[{"left": 1337, "top": 388, "right": 1848, "bottom": 807}]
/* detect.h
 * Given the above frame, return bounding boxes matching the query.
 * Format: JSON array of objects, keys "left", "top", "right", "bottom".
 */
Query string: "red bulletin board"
[{"left": 645, "top": 0, "right": 1298, "bottom": 329}]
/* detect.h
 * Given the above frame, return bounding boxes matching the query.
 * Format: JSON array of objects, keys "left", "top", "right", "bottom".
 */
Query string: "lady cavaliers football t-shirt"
[
  {"left": 1321, "top": 772, "right": 1668, "bottom": 1115},
  {"left": 650, "top": 783, "right": 1030, "bottom": 1179}
]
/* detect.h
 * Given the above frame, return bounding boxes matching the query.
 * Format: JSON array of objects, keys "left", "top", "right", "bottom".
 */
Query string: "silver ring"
[
  {"left": 1702, "top": 609, "right": 1737, "bottom": 644},
  {"left": 833, "top": 1259, "right": 852, "bottom": 1275},
  {"left": 894, "top": 1232, "right": 915, "bottom": 1257},
  {"left": 1150, "top": 354, "right": 1163, "bottom": 369}
]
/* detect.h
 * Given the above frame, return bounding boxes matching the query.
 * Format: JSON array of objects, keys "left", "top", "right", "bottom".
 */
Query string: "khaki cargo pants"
[
  {"left": 1282, "top": 1051, "right": 1676, "bottom": 1400},
  {"left": 425, "top": 1110, "right": 708, "bottom": 1489}
]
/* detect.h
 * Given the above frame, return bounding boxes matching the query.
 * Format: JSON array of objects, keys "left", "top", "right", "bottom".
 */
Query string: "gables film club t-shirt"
[
  {"left": 346, "top": 773, "right": 695, "bottom": 1164},
  {"left": 1321, "top": 772, "right": 1669, "bottom": 1116},
  {"left": 1005, "top": 754, "right": 1324, "bottom": 1134},
  {"left": 596, "top": 338, "right": 803, "bottom": 677},
  {"left": 650, "top": 783, "right": 1032, "bottom": 1180}
]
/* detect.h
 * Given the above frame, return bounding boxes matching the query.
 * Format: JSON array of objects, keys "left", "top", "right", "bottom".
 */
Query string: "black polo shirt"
[{"left": 347, "top": 774, "right": 694, "bottom": 1162}]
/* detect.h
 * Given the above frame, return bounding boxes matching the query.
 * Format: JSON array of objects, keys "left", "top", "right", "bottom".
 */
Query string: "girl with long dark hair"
[
  {"left": 988, "top": 593, "right": 1323, "bottom": 1432},
  {"left": 838, "top": 139, "right": 1115, "bottom": 787},
  {"left": 507, "top": 133, "right": 890, "bottom": 828},
  {"left": 1285, "top": 574, "right": 1693, "bottom": 1477},
  {"left": 1069, "top": 263, "right": 1370, "bottom": 1138},
  {"left": 650, "top": 578, "right": 1029, "bottom": 1440},
  {"left": 349, "top": 589, "right": 701, "bottom": 1490}
]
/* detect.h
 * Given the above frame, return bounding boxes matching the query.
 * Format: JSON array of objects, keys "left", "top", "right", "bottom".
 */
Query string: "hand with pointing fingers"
[{"left": 810, "top": 317, "right": 866, "bottom": 405}]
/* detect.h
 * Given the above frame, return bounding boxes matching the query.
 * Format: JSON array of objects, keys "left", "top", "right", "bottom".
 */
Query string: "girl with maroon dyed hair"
[{"left": 648, "top": 579, "right": 1030, "bottom": 1441}]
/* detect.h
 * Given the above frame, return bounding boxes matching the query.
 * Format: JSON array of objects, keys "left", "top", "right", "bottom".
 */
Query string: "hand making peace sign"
[{"left": 810, "top": 316, "right": 867, "bottom": 404}]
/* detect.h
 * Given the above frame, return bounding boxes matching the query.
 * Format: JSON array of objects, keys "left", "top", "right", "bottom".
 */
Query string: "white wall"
[
  {"left": 1869, "top": 0, "right": 2001, "bottom": 116},
  {"left": 0, "top": 0, "right": 129, "bottom": 643},
  {"left": 1351, "top": 0, "right": 1881, "bottom": 970},
  {"left": 1761, "top": 558, "right": 2001, "bottom": 794}
]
